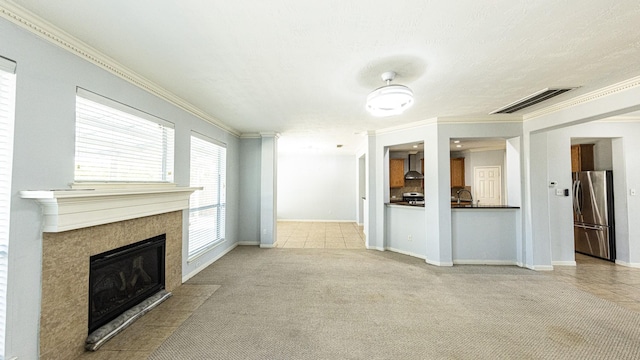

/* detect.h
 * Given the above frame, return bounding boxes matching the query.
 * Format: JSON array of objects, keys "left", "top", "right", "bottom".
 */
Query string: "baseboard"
[
  {"left": 259, "top": 243, "right": 276, "bottom": 248},
  {"left": 425, "top": 259, "right": 454, "bottom": 267},
  {"left": 237, "top": 241, "right": 260, "bottom": 246},
  {"left": 277, "top": 219, "right": 356, "bottom": 223},
  {"left": 386, "top": 247, "right": 426, "bottom": 260},
  {"left": 453, "top": 260, "right": 519, "bottom": 266},
  {"left": 552, "top": 261, "right": 577, "bottom": 266},
  {"left": 182, "top": 243, "right": 238, "bottom": 282},
  {"left": 366, "top": 245, "right": 384, "bottom": 251},
  {"left": 531, "top": 265, "right": 554, "bottom": 271},
  {"left": 615, "top": 260, "right": 640, "bottom": 268}
]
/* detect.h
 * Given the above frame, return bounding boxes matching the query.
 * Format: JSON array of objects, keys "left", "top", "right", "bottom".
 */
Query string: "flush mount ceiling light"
[{"left": 366, "top": 71, "right": 414, "bottom": 117}]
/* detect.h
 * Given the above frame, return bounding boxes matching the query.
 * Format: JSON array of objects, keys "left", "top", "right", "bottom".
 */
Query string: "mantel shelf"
[{"left": 20, "top": 186, "right": 201, "bottom": 233}]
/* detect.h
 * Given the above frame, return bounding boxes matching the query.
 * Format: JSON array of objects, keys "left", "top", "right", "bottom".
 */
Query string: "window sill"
[{"left": 187, "top": 238, "right": 226, "bottom": 263}]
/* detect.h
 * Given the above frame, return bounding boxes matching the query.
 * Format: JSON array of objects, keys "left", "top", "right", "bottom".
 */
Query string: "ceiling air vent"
[{"left": 490, "top": 87, "right": 576, "bottom": 114}]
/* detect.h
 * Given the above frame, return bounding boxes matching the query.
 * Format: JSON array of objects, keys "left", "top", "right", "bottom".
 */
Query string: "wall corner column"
[{"left": 260, "top": 132, "right": 279, "bottom": 248}]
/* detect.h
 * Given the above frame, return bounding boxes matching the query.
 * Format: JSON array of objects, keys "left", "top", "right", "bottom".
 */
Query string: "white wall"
[
  {"left": 1, "top": 17, "right": 241, "bottom": 359},
  {"left": 277, "top": 152, "right": 356, "bottom": 221},
  {"left": 593, "top": 138, "right": 613, "bottom": 170},
  {"left": 357, "top": 155, "right": 366, "bottom": 225},
  {"left": 545, "top": 121, "right": 639, "bottom": 265},
  {"left": 385, "top": 205, "right": 426, "bottom": 258},
  {"left": 451, "top": 209, "right": 518, "bottom": 264},
  {"left": 369, "top": 121, "right": 522, "bottom": 266},
  {"left": 372, "top": 123, "right": 436, "bottom": 257},
  {"left": 239, "top": 138, "right": 262, "bottom": 244},
  {"left": 523, "top": 77, "right": 640, "bottom": 269},
  {"left": 506, "top": 137, "right": 522, "bottom": 207},
  {"left": 437, "top": 122, "right": 523, "bottom": 264}
]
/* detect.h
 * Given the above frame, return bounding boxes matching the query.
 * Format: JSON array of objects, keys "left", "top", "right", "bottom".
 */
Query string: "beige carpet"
[{"left": 150, "top": 247, "right": 640, "bottom": 359}]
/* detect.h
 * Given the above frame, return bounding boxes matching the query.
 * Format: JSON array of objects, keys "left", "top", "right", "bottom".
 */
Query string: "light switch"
[{"left": 631, "top": 189, "right": 637, "bottom": 196}]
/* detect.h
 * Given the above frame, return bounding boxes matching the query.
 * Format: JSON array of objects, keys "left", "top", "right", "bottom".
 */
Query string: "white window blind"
[
  {"left": 0, "top": 56, "right": 17, "bottom": 360},
  {"left": 189, "top": 133, "right": 226, "bottom": 260},
  {"left": 75, "top": 88, "right": 175, "bottom": 182}
]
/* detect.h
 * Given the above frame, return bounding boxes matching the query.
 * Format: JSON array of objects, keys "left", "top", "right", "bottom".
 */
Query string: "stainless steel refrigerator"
[{"left": 572, "top": 170, "right": 615, "bottom": 261}]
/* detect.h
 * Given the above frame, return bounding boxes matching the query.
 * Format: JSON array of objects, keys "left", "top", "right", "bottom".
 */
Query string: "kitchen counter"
[
  {"left": 451, "top": 204, "right": 520, "bottom": 209},
  {"left": 386, "top": 202, "right": 424, "bottom": 208}
]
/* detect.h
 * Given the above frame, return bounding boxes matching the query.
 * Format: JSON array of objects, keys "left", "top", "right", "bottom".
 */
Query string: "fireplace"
[{"left": 89, "top": 234, "right": 166, "bottom": 333}]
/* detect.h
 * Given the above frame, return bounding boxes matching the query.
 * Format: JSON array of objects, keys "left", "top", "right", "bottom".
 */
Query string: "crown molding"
[
  {"left": 259, "top": 132, "right": 280, "bottom": 138},
  {"left": 0, "top": 1, "right": 241, "bottom": 137},
  {"left": 239, "top": 133, "right": 262, "bottom": 139},
  {"left": 523, "top": 75, "right": 640, "bottom": 121},
  {"left": 375, "top": 117, "right": 438, "bottom": 135},
  {"left": 437, "top": 114, "right": 522, "bottom": 124},
  {"left": 596, "top": 115, "right": 640, "bottom": 123}
]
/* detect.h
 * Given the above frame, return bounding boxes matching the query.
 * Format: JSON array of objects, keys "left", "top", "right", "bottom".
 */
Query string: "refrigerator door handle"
[
  {"left": 574, "top": 223, "right": 604, "bottom": 231},
  {"left": 574, "top": 179, "right": 582, "bottom": 215},
  {"left": 577, "top": 180, "right": 583, "bottom": 215},
  {"left": 571, "top": 180, "right": 578, "bottom": 214}
]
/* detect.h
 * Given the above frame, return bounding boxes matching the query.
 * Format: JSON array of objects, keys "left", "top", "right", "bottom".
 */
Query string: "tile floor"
[
  {"left": 75, "top": 232, "right": 640, "bottom": 359},
  {"left": 275, "top": 221, "right": 366, "bottom": 249},
  {"left": 546, "top": 253, "right": 640, "bottom": 312}
]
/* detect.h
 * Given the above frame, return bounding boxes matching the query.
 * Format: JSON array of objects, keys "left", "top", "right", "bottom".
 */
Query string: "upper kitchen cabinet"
[
  {"left": 571, "top": 144, "right": 594, "bottom": 172},
  {"left": 390, "top": 158, "right": 405, "bottom": 188},
  {"left": 450, "top": 157, "right": 465, "bottom": 187}
]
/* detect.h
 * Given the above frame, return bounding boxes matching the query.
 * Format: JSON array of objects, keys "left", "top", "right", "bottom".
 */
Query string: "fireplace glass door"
[{"left": 88, "top": 234, "right": 166, "bottom": 333}]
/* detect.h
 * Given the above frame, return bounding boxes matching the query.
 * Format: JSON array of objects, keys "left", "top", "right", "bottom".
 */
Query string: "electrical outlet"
[
  {"left": 631, "top": 189, "right": 637, "bottom": 196},
  {"left": 408, "top": 234, "right": 413, "bottom": 241},
  {"left": 555, "top": 189, "right": 563, "bottom": 196}
]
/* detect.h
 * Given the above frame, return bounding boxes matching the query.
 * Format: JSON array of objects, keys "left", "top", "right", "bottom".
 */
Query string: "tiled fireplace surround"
[{"left": 39, "top": 211, "right": 182, "bottom": 359}]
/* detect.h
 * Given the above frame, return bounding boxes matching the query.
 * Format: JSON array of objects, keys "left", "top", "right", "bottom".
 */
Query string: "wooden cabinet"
[
  {"left": 390, "top": 158, "right": 405, "bottom": 188},
  {"left": 571, "top": 144, "right": 594, "bottom": 172},
  {"left": 450, "top": 158, "right": 465, "bottom": 188}
]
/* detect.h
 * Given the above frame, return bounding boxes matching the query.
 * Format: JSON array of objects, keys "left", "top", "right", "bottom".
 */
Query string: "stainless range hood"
[{"left": 405, "top": 153, "right": 423, "bottom": 180}]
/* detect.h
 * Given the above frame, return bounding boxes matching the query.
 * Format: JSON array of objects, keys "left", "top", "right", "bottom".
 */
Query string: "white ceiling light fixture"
[{"left": 366, "top": 71, "right": 414, "bottom": 117}]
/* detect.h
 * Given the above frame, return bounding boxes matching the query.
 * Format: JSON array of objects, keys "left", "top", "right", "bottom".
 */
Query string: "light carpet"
[{"left": 150, "top": 247, "right": 640, "bottom": 359}]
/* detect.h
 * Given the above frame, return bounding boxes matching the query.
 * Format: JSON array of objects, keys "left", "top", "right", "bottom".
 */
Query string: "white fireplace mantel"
[{"left": 20, "top": 185, "right": 201, "bottom": 232}]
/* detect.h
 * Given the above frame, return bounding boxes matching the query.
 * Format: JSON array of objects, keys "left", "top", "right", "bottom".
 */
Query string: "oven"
[{"left": 402, "top": 192, "right": 425, "bottom": 205}]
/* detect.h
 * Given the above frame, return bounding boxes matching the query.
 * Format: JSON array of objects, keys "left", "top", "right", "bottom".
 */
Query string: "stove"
[{"left": 402, "top": 192, "right": 424, "bottom": 205}]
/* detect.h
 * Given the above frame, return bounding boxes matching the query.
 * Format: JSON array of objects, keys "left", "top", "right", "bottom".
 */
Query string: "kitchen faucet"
[{"left": 456, "top": 188, "right": 473, "bottom": 206}]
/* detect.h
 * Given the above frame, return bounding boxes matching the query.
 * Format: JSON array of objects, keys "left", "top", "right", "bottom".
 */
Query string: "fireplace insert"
[{"left": 88, "top": 234, "right": 166, "bottom": 333}]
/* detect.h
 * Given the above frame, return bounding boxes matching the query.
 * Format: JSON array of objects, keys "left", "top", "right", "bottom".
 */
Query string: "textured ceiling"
[{"left": 8, "top": 0, "right": 640, "bottom": 153}]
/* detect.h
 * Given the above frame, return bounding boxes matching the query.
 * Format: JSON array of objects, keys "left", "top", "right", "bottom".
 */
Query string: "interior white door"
[{"left": 474, "top": 166, "right": 502, "bottom": 205}]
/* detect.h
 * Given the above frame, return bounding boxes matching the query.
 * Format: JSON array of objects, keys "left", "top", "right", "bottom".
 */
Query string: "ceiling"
[{"left": 7, "top": 1, "right": 640, "bottom": 154}]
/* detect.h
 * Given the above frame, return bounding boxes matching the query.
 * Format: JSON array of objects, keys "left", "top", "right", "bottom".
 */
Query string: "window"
[
  {"left": 188, "top": 133, "right": 226, "bottom": 260},
  {"left": 0, "top": 56, "right": 17, "bottom": 360},
  {"left": 75, "top": 88, "right": 174, "bottom": 182}
]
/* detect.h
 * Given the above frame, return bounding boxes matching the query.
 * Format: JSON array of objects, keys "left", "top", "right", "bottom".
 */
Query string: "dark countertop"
[
  {"left": 451, "top": 204, "right": 520, "bottom": 209},
  {"left": 388, "top": 202, "right": 518, "bottom": 209},
  {"left": 386, "top": 202, "right": 425, "bottom": 208}
]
